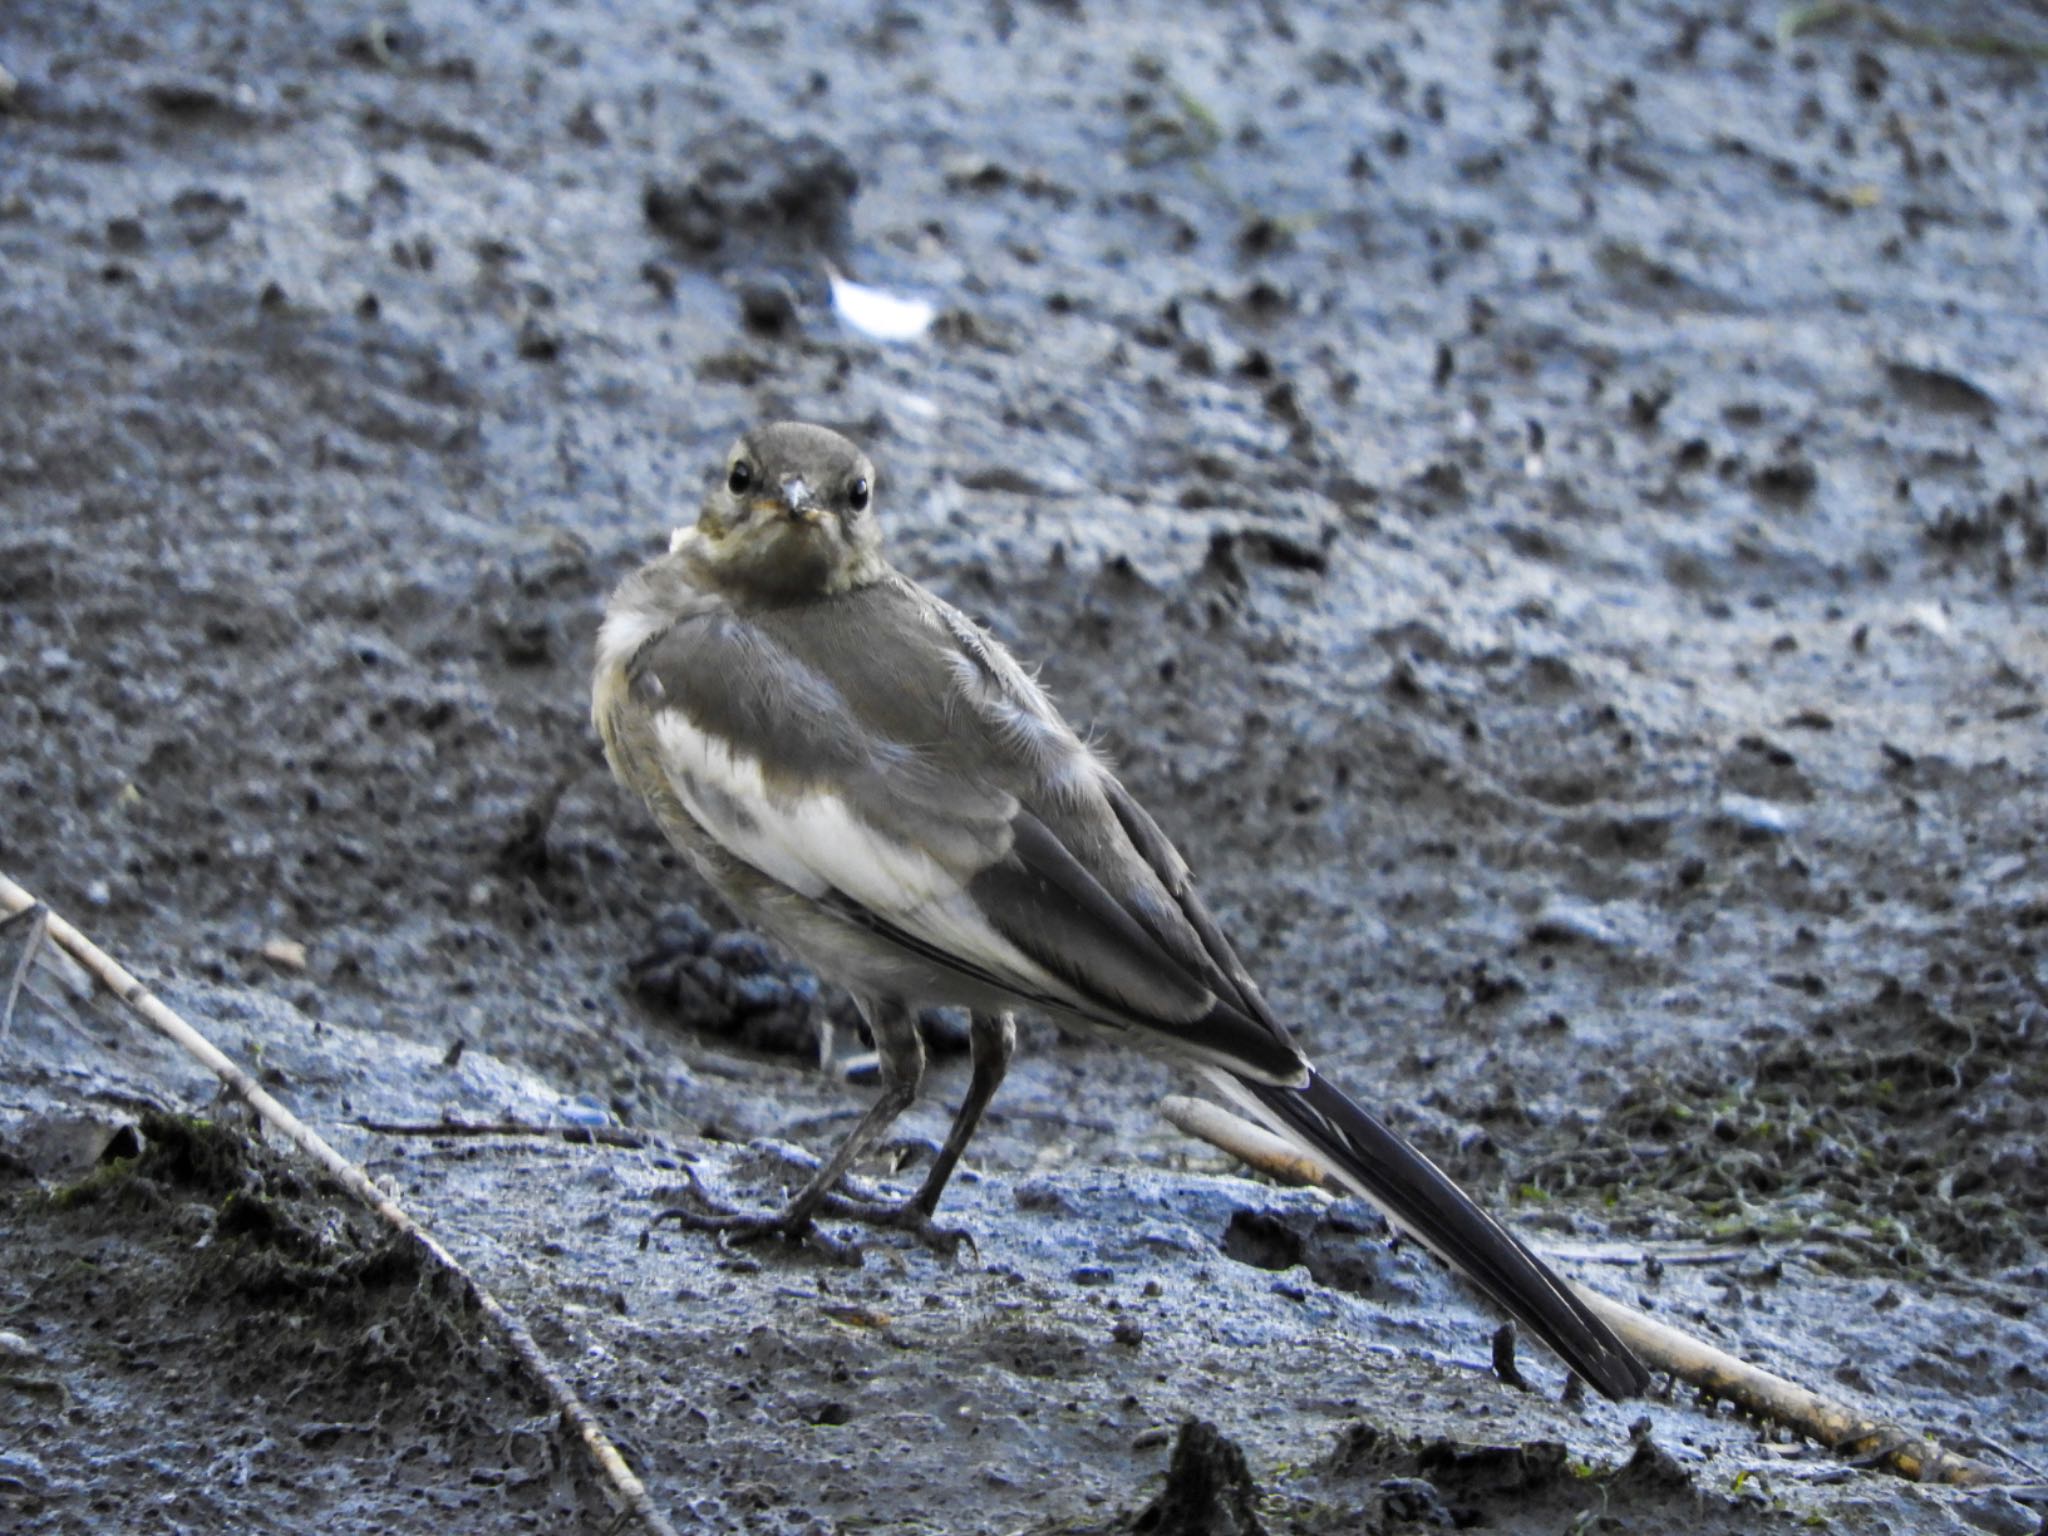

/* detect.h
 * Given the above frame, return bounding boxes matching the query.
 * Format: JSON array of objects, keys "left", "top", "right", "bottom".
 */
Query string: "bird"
[{"left": 593, "top": 420, "right": 1649, "bottom": 1400}]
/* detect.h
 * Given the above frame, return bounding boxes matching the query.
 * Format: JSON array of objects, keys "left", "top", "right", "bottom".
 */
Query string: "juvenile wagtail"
[{"left": 594, "top": 422, "right": 1648, "bottom": 1399}]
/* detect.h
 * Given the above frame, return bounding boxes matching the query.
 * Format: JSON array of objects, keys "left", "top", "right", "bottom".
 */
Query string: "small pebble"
[
  {"left": 650, "top": 905, "right": 714, "bottom": 955},
  {"left": 1959, "top": 1490, "right": 2044, "bottom": 1536},
  {"left": 0, "top": 1330, "right": 39, "bottom": 1363},
  {"left": 738, "top": 277, "right": 799, "bottom": 335},
  {"left": 729, "top": 972, "right": 793, "bottom": 1014},
  {"left": 1718, "top": 793, "right": 1793, "bottom": 837},
  {"left": 259, "top": 938, "right": 308, "bottom": 972},
  {"left": 516, "top": 313, "right": 561, "bottom": 361},
  {"left": 709, "top": 931, "right": 776, "bottom": 975}
]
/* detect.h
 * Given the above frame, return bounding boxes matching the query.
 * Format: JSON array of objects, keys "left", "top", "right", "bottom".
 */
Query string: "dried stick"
[
  {"left": 1159, "top": 1094, "right": 1330, "bottom": 1187},
  {"left": 1567, "top": 1283, "right": 1996, "bottom": 1485},
  {"left": 1160, "top": 1092, "right": 2003, "bottom": 1488},
  {"left": 0, "top": 899, "right": 49, "bottom": 1040},
  {"left": 358, "top": 1118, "right": 652, "bottom": 1150},
  {"left": 0, "top": 873, "right": 681, "bottom": 1536}
]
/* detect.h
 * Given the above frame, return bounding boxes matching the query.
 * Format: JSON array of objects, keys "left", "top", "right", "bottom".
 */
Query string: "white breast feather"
[{"left": 596, "top": 600, "right": 671, "bottom": 678}]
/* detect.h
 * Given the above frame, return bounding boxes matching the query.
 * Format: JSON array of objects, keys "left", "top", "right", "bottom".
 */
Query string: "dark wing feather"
[
  {"left": 1234, "top": 1071, "right": 1651, "bottom": 1400},
  {"left": 1095, "top": 673, "right": 1648, "bottom": 1395},
  {"left": 1104, "top": 781, "right": 1278, "bottom": 1026},
  {"left": 971, "top": 811, "right": 1303, "bottom": 1081}
]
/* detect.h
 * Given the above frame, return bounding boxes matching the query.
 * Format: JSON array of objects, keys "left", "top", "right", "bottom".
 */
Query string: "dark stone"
[
  {"left": 737, "top": 277, "right": 800, "bottom": 336},
  {"left": 708, "top": 931, "right": 777, "bottom": 976},
  {"left": 650, "top": 905, "right": 714, "bottom": 957},
  {"left": 516, "top": 313, "right": 561, "bottom": 362},
  {"left": 1751, "top": 456, "right": 1818, "bottom": 501},
  {"left": 1220, "top": 1209, "right": 1305, "bottom": 1272},
  {"left": 644, "top": 123, "right": 857, "bottom": 265},
  {"left": 1131, "top": 1420, "right": 1266, "bottom": 1536},
  {"left": 1615, "top": 1434, "right": 1692, "bottom": 1491},
  {"left": 144, "top": 79, "right": 245, "bottom": 121},
  {"left": 1220, "top": 1207, "right": 1385, "bottom": 1297},
  {"left": 1376, "top": 1477, "right": 1453, "bottom": 1526}
]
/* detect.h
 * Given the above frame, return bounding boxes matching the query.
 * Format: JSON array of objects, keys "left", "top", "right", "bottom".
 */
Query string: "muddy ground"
[{"left": 3, "top": 0, "right": 2047, "bottom": 1531}]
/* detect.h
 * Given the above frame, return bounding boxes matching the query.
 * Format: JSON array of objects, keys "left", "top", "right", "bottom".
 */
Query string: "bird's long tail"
[{"left": 1204, "top": 1066, "right": 1649, "bottom": 1401}]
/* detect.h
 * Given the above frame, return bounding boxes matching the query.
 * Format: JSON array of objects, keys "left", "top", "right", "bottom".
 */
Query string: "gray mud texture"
[{"left": 3, "top": 1, "right": 2047, "bottom": 1532}]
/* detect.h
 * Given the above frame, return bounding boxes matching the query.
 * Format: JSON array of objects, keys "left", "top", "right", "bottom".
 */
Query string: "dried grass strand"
[{"left": 0, "top": 872, "right": 681, "bottom": 1536}]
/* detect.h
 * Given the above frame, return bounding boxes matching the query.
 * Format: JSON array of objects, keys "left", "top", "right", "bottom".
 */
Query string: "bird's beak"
[
  {"left": 742, "top": 477, "right": 827, "bottom": 527},
  {"left": 778, "top": 475, "right": 826, "bottom": 525}
]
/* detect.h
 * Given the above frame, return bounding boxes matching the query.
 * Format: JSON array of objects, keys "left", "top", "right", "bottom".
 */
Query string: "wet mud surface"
[{"left": 3, "top": 0, "right": 2046, "bottom": 1531}]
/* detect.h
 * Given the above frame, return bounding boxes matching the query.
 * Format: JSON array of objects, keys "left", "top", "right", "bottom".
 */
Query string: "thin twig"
[
  {"left": 1161, "top": 1093, "right": 2004, "bottom": 1488},
  {"left": 1547, "top": 1243, "right": 1763, "bottom": 1268},
  {"left": 0, "top": 872, "right": 681, "bottom": 1536},
  {"left": 358, "top": 1118, "right": 652, "bottom": 1150},
  {"left": 0, "top": 900, "right": 49, "bottom": 1040},
  {"left": 1780, "top": 2, "right": 2048, "bottom": 62},
  {"left": 987, "top": 1105, "right": 1118, "bottom": 1135}
]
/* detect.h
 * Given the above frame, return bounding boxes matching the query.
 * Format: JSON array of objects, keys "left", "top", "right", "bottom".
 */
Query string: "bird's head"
[{"left": 685, "top": 422, "right": 885, "bottom": 600}]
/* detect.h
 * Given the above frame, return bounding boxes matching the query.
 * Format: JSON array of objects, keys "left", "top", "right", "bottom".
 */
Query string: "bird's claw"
[
  {"left": 643, "top": 1163, "right": 853, "bottom": 1263},
  {"left": 813, "top": 1192, "right": 976, "bottom": 1260},
  {"left": 649, "top": 1198, "right": 864, "bottom": 1266},
  {"left": 648, "top": 1164, "right": 969, "bottom": 1264}
]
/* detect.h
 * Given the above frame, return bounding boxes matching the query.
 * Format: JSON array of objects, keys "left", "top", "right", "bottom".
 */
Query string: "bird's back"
[{"left": 597, "top": 551, "right": 1306, "bottom": 1083}]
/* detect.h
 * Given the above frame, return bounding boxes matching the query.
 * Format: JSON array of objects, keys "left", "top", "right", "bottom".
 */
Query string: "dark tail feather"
[{"left": 1225, "top": 1068, "right": 1649, "bottom": 1400}]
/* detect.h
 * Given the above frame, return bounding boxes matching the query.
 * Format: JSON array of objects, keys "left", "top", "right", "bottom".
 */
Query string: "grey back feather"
[{"left": 614, "top": 563, "right": 1306, "bottom": 1081}]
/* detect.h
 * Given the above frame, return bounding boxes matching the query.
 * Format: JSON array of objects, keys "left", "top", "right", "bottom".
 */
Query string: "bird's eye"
[
  {"left": 728, "top": 460, "right": 754, "bottom": 494},
  {"left": 848, "top": 476, "right": 870, "bottom": 512}
]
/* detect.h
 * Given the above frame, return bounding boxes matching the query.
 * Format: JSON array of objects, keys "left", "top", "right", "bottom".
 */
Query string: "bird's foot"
[
  {"left": 653, "top": 1204, "right": 865, "bottom": 1266},
  {"left": 649, "top": 1167, "right": 862, "bottom": 1265},
  {"left": 743, "top": 1140, "right": 899, "bottom": 1204},
  {"left": 650, "top": 1165, "right": 971, "bottom": 1263},
  {"left": 770, "top": 1141, "right": 975, "bottom": 1258},
  {"left": 812, "top": 1190, "right": 975, "bottom": 1260}
]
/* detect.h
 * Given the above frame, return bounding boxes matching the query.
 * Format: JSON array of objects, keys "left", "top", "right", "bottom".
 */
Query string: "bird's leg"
[
  {"left": 903, "top": 1010, "right": 1014, "bottom": 1218},
  {"left": 654, "top": 997, "right": 925, "bottom": 1264},
  {"left": 811, "top": 1010, "right": 1014, "bottom": 1257}
]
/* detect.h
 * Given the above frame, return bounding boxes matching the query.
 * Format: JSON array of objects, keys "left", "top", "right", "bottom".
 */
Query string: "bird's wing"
[{"left": 621, "top": 571, "right": 1306, "bottom": 1084}]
